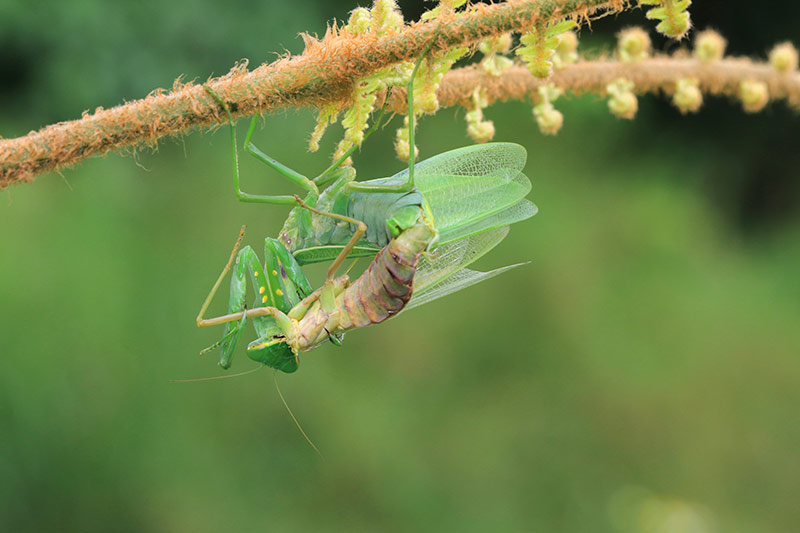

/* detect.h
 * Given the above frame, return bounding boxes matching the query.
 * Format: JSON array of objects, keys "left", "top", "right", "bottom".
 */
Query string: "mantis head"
[{"left": 246, "top": 327, "right": 299, "bottom": 374}]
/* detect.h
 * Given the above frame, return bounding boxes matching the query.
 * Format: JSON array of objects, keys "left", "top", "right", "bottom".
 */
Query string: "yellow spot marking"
[
  {"left": 259, "top": 286, "right": 265, "bottom": 295},
  {"left": 276, "top": 289, "right": 284, "bottom": 297},
  {"left": 254, "top": 271, "right": 259, "bottom": 276},
  {"left": 262, "top": 295, "right": 268, "bottom": 304},
  {"left": 272, "top": 270, "right": 278, "bottom": 276},
  {"left": 249, "top": 338, "right": 283, "bottom": 350}
]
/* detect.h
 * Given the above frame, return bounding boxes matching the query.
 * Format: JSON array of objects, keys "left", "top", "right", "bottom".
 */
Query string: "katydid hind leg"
[
  {"left": 203, "top": 85, "right": 316, "bottom": 207},
  {"left": 345, "top": 44, "right": 432, "bottom": 195}
]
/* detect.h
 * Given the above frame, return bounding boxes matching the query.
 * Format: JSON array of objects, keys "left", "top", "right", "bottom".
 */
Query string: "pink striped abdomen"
[{"left": 339, "top": 222, "right": 434, "bottom": 329}]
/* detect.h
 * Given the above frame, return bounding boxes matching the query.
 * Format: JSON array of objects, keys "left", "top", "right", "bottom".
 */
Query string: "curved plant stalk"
[
  {"left": 1, "top": 0, "right": 799, "bottom": 189},
  {"left": 3, "top": 55, "right": 799, "bottom": 191},
  {"left": 1, "top": 0, "right": 623, "bottom": 189},
  {"left": 382, "top": 58, "right": 800, "bottom": 114}
]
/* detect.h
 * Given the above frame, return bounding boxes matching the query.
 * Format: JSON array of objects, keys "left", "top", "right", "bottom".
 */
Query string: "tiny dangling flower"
[
  {"left": 308, "top": 104, "right": 339, "bottom": 152},
  {"left": 617, "top": 27, "right": 651, "bottom": 63},
  {"left": 672, "top": 78, "right": 702, "bottom": 114},
  {"left": 694, "top": 30, "right": 726, "bottom": 62},
  {"left": 639, "top": 0, "right": 692, "bottom": 40},
  {"left": 769, "top": 42, "right": 799, "bottom": 74},
  {"left": 414, "top": 36, "right": 468, "bottom": 116},
  {"left": 552, "top": 31, "right": 579, "bottom": 70},
  {"left": 394, "top": 116, "right": 418, "bottom": 162},
  {"left": 517, "top": 19, "right": 577, "bottom": 79},
  {"left": 465, "top": 87, "right": 495, "bottom": 143},
  {"left": 532, "top": 84, "right": 564, "bottom": 135},
  {"left": 345, "top": 7, "right": 371, "bottom": 35},
  {"left": 329, "top": 0, "right": 415, "bottom": 163},
  {"left": 334, "top": 77, "right": 382, "bottom": 161},
  {"left": 607, "top": 79, "right": 638, "bottom": 119},
  {"left": 739, "top": 80, "right": 769, "bottom": 113},
  {"left": 478, "top": 34, "right": 514, "bottom": 76}
]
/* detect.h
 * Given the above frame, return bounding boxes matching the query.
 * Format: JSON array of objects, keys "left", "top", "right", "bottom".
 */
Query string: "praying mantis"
[{"left": 197, "top": 48, "right": 536, "bottom": 373}]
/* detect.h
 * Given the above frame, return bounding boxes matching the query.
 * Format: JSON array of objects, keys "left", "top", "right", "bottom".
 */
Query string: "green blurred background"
[{"left": 1, "top": 1, "right": 799, "bottom": 531}]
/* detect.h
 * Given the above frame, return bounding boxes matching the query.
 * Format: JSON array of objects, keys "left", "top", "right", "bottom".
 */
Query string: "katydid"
[
  {"left": 197, "top": 49, "right": 537, "bottom": 372},
  {"left": 203, "top": 55, "right": 536, "bottom": 268}
]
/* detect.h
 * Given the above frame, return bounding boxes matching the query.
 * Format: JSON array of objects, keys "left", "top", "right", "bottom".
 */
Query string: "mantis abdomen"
[{"left": 293, "top": 221, "right": 435, "bottom": 351}]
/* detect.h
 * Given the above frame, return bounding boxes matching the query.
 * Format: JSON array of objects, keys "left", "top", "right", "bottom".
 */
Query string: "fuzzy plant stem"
[
  {"left": 0, "top": 0, "right": 622, "bottom": 189},
  {"left": 4, "top": 53, "right": 797, "bottom": 190},
  {"left": 389, "top": 56, "right": 800, "bottom": 112}
]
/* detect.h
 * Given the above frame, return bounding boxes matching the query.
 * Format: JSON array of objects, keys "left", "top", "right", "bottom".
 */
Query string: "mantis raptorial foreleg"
[
  {"left": 196, "top": 223, "right": 352, "bottom": 365},
  {"left": 196, "top": 226, "right": 294, "bottom": 367},
  {"left": 196, "top": 231, "right": 278, "bottom": 328},
  {"left": 198, "top": 305, "right": 286, "bottom": 329}
]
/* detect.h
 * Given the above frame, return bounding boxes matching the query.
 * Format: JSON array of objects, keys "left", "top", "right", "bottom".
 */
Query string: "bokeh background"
[{"left": 2, "top": 1, "right": 799, "bottom": 531}]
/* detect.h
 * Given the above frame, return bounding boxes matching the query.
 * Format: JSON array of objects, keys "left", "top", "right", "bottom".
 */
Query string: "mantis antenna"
[
  {"left": 274, "top": 374, "right": 324, "bottom": 460},
  {"left": 170, "top": 366, "right": 324, "bottom": 460},
  {"left": 169, "top": 364, "right": 266, "bottom": 383}
]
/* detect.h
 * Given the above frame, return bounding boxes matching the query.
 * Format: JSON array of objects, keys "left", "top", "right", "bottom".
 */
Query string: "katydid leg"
[
  {"left": 346, "top": 42, "right": 434, "bottom": 194},
  {"left": 203, "top": 85, "right": 317, "bottom": 206}
]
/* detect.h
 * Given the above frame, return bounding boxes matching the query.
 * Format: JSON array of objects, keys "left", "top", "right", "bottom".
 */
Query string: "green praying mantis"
[{"left": 196, "top": 49, "right": 537, "bottom": 373}]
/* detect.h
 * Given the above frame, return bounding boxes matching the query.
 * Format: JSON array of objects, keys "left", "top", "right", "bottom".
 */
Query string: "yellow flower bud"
[
  {"left": 769, "top": 42, "right": 799, "bottom": 74},
  {"left": 607, "top": 79, "right": 638, "bottom": 120},
  {"left": 739, "top": 80, "right": 769, "bottom": 113},
  {"left": 467, "top": 118, "right": 496, "bottom": 143},
  {"left": 553, "top": 31, "right": 579, "bottom": 69},
  {"left": 346, "top": 7, "right": 371, "bottom": 35},
  {"left": 617, "top": 27, "right": 651, "bottom": 63},
  {"left": 672, "top": 79, "right": 703, "bottom": 114},
  {"left": 534, "top": 104, "right": 564, "bottom": 135},
  {"left": 694, "top": 30, "right": 727, "bottom": 62}
]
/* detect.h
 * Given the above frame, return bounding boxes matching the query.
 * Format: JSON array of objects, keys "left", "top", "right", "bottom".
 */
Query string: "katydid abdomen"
[
  {"left": 279, "top": 184, "right": 427, "bottom": 261},
  {"left": 282, "top": 143, "right": 537, "bottom": 267}
]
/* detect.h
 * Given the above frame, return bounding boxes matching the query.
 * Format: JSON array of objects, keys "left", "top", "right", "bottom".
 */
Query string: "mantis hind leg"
[
  {"left": 293, "top": 195, "right": 366, "bottom": 283},
  {"left": 196, "top": 226, "right": 246, "bottom": 329},
  {"left": 203, "top": 85, "right": 318, "bottom": 207}
]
